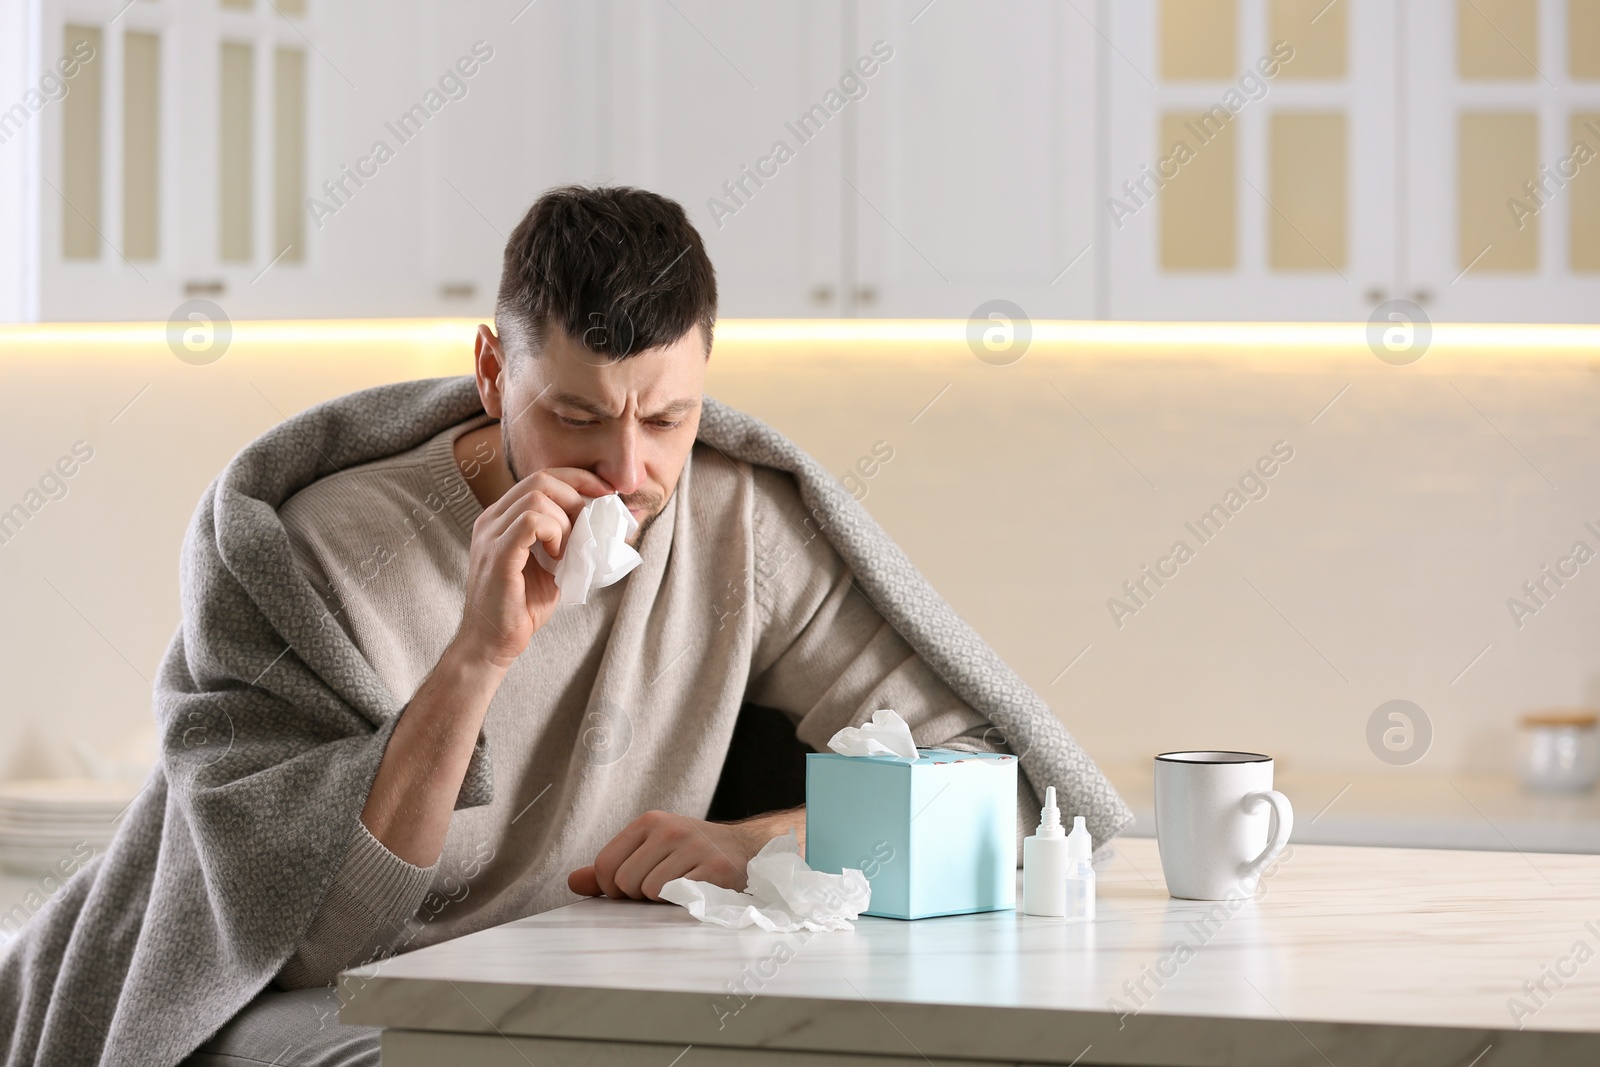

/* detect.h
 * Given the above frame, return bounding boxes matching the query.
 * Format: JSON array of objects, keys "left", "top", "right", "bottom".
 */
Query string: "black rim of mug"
[{"left": 1155, "top": 750, "right": 1272, "bottom": 764}]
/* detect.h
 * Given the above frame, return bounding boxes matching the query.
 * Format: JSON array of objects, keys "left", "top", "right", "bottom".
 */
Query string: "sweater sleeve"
[
  {"left": 273, "top": 820, "right": 438, "bottom": 990},
  {"left": 744, "top": 466, "right": 1039, "bottom": 862}
]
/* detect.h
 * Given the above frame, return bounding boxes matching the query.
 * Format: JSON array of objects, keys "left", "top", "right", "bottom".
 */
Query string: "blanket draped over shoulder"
[{"left": 0, "top": 375, "right": 1132, "bottom": 1066}]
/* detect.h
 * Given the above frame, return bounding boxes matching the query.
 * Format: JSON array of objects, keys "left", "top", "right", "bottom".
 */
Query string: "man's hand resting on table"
[{"left": 568, "top": 806, "right": 805, "bottom": 901}]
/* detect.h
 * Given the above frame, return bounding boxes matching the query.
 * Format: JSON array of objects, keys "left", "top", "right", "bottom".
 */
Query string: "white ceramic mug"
[{"left": 1154, "top": 751, "right": 1293, "bottom": 901}]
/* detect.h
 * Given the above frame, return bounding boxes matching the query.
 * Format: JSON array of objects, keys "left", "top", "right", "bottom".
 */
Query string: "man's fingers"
[
  {"left": 592, "top": 811, "right": 694, "bottom": 899},
  {"left": 540, "top": 466, "right": 615, "bottom": 502},
  {"left": 567, "top": 865, "right": 602, "bottom": 897},
  {"left": 477, "top": 466, "right": 609, "bottom": 531},
  {"left": 577, "top": 859, "right": 726, "bottom": 902},
  {"left": 495, "top": 468, "right": 613, "bottom": 525},
  {"left": 526, "top": 496, "right": 573, "bottom": 561},
  {"left": 584, "top": 814, "right": 759, "bottom": 901},
  {"left": 639, "top": 853, "right": 703, "bottom": 901},
  {"left": 498, "top": 499, "right": 569, "bottom": 568},
  {"left": 482, "top": 486, "right": 566, "bottom": 543},
  {"left": 673, "top": 864, "right": 729, "bottom": 894},
  {"left": 590, "top": 817, "right": 654, "bottom": 898},
  {"left": 500, "top": 471, "right": 589, "bottom": 523},
  {"left": 611, "top": 833, "right": 684, "bottom": 900}
]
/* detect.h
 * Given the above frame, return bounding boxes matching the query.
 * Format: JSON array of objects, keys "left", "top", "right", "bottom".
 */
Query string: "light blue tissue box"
[{"left": 804, "top": 747, "right": 1017, "bottom": 920}]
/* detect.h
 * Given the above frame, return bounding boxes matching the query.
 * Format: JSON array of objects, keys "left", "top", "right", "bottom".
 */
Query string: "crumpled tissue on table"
[
  {"left": 531, "top": 493, "right": 641, "bottom": 607},
  {"left": 659, "top": 831, "right": 872, "bottom": 932},
  {"left": 826, "top": 707, "right": 918, "bottom": 760}
]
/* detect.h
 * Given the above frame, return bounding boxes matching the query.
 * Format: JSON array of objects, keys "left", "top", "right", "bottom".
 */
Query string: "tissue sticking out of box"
[
  {"left": 659, "top": 830, "right": 871, "bottom": 932},
  {"left": 826, "top": 708, "right": 918, "bottom": 760},
  {"left": 531, "top": 493, "right": 642, "bottom": 607}
]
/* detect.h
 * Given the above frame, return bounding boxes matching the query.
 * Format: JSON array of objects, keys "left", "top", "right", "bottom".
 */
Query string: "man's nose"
[{"left": 595, "top": 424, "right": 645, "bottom": 496}]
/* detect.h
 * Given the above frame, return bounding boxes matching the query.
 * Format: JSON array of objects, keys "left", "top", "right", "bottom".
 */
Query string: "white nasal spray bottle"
[
  {"left": 1065, "top": 814, "right": 1095, "bottom": 922},
  {"left": 1022, "top": 785, "right": 1067, "bottom": 916}
]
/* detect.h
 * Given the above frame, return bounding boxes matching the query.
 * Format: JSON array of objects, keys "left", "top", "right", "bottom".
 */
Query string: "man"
[
  {"left": 0, "top": 186, "right": 1129, "bottom": 1067},
  {"left": 265, "top": 183, "right": 1025, "bottom": 993}
]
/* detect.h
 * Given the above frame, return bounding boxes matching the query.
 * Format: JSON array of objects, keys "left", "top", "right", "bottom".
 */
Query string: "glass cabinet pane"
[
  {"left": 274, "top": 47, "right": 306, "bottom": 263},
  {"left": 1161, "top": 0, "right": 1237, "bottom": 80},
  {"left": 123, "top": 31, "right": 161, "bottom": 261},
  {"left": 1269, "top": 112, "right": 1347, "bottom": 270},
  {"left": 1457, "top": 111, "right": 1539, "bottom": 272},
  {"left": 61, "top": 25, "right": 104, "bottom": 260},
  {"left": 220, "top": 41, "right": 255, "bottom": 262},
  {"left": 1457, "top": 0, "right": 1539, "bottom": 80},
  {"left": 1160, "top": 111, "right": 1237, "bottom": 270}
]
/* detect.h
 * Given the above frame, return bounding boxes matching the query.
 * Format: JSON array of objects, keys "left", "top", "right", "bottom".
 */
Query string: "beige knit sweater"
[{"left": 270, "top": 414, "right": 1025, "bottom": 988}]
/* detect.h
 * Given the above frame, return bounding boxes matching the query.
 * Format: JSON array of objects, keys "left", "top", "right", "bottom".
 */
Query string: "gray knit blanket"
[{"left": 0, "top": 374, "right": 1131, "bottom": 1065}]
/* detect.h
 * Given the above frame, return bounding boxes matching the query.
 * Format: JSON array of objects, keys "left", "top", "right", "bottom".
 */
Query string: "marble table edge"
[{"left": 338, "top": 976, "right": 1600, "bottom": 1063}]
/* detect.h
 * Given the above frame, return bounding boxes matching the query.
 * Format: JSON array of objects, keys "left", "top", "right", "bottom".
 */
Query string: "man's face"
[{"left": 476, "top": 321, "right": 708, "bottom": 544}]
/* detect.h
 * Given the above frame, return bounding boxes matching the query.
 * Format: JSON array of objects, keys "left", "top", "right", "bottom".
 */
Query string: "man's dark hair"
[{"left": 495, "top": 185, "right": 717, "bottom": 361}]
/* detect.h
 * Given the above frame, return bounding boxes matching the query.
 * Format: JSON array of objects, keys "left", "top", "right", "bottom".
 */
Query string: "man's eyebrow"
[
  {"left": 546, "top": 391, "right": 700, "bottom": 419},
  {"left": 547, "top": 391, "right": 613, "bottom": 417},
  {"left": 647, "top": 397, "right": 701, "bottom": 419}
]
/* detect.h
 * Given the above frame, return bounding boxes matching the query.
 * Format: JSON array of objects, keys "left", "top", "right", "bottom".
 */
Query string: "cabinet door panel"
[
  {"left": 1407, "top": 0, "right": 1600, "bottom": 322},
  {"left": 1105, "top": 0, "right": 1396, "bottom": 322},
  {"left": 597, "top": 0, "right": 845, "bottom": 319},
  {"left": 852, "top": 0, "right": 1096, "bottom": 321},
  {"left": 428, "top": 0, "right": 615, "bottom": 318}
]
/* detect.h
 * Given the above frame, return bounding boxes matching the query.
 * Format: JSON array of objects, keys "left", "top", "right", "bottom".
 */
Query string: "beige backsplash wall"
[
  {"left": 0, "top": 321, "right": 1595, "bottom": 784},
  {"left": 705, "top": 337, "right": 1600, "bottom": 780}
]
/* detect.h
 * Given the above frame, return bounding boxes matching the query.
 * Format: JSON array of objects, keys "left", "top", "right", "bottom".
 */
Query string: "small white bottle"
[
  {"left": 1022, "top": 785, "right": 1068, "bottom": 916},
  {"left": 1064, "top": 814, "right": 1096, "bottom": 922}
]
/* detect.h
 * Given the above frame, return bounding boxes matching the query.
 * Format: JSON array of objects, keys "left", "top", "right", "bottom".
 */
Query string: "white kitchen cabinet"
[
  {"left": 580, "top": 0, "right": 849, "bottom": 319},
  {"left": 1104, "top": 0, "right": 1399, "bottom": 321},
  {"left": 29, "top": 0, "right": 333, "bottom": 322},
  {"left": 5, "top": 0, "right": 1600, "bottom": 323},
  {"left": 1406, "top": 0, "right": 1600, "bottom": 323},
  {"left": 1104, "top": 0, "right": 1600, "bottom": 323},
  {"left": 849, "top": 0, "right": 1098, "bottom": 321}
]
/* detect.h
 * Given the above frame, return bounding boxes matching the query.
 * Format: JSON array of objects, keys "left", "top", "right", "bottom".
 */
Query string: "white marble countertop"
[{"left": 339, "top": 838, "right": 1600, "bottom": 1065}]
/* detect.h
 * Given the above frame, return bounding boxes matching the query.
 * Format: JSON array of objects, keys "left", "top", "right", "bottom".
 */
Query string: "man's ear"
[{"left": 474, "top": 324, "right": 507, "bottom": 419}]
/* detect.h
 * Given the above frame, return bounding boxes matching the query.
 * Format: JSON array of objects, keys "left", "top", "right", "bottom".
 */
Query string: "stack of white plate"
[{"left": 0, "top": 778, "right": 143, "bottom": 876}]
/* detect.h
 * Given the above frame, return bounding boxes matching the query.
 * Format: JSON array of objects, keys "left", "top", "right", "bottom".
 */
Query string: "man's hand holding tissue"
[
  {"left": 359, "top": 465, "right": 616, "bottom": 869},
  {"left": 455, "top": 466, "right": 620, "bottom": 668},
  {"left": 567, "top": 806, "right": 805, "bottom": 901}
]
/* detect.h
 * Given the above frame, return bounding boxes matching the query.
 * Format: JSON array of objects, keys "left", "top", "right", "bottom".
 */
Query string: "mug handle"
[{"left": 1239, "top": 790, "right": 1293, "bottom": 889}]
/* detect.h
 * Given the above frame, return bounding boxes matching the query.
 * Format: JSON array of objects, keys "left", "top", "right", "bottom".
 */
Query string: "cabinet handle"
[{"left": 810, "top": 284, "right": 835, "bottom": 305}]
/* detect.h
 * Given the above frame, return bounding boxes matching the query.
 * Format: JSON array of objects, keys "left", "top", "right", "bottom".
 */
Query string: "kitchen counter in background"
[
  {"left": 1104, "top": 764, "right": 1600, "bottom": 853},
  {"left": 4, "top": 766, "right": 1598, "bottom": 950}
]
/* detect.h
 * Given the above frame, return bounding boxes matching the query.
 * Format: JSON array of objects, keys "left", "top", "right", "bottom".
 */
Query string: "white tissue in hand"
[
  {"left": 659, "top": 831, "right": 871, "bottom": 932},
  {"left": 826, "top": 708, "right": 918, "bottom": 760},
  {"left": 531, "top": 494, "right": 641, "bottom": 607}
]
